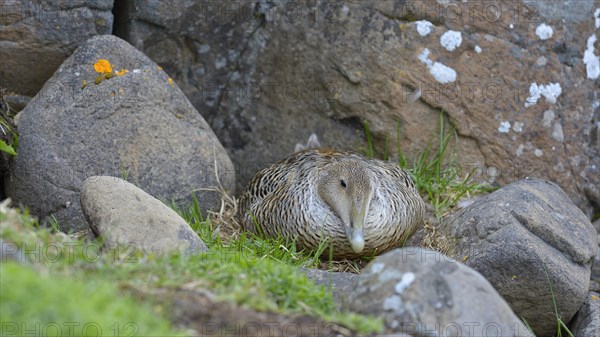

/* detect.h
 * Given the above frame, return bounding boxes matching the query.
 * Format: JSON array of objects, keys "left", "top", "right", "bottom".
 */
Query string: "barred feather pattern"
[{"left": 238, "top": 149, "right": 425, "bottom": 259}]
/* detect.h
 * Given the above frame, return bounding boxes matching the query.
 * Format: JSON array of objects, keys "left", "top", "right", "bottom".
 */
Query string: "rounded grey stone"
[
  {"left": 441, "top": 178, "right": 597, "bottom": 337},
  {"left": 6, "top": 35, "right": 235, "bottom": 231},
  {"left": 80, "top": 176, "right": 207, "bottom": 256},
  {"left": 343, "top": 247, "right": 530, "bottom": 336}
]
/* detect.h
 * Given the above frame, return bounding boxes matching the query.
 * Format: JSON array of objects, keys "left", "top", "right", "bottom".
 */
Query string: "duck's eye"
[{"left": 340, "top": 180, "right": 347, "bottom": 188}]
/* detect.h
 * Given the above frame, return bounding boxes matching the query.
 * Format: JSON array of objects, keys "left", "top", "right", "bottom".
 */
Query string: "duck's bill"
[{"left": 350, "top": 229, "right": 365, "bottom": 253}]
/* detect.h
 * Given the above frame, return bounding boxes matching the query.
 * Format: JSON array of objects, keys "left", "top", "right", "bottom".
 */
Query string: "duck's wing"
[{"left": 370, "top": 159, "right": 417, "bottom": 190}]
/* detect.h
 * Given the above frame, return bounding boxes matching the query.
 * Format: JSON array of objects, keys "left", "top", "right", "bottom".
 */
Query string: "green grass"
[
  {"left": 0, "top": 202, "right": 383, "bottom": 335},
  {"left": 543, "top": 264, "right": 574, "bottom": 337},
  {"left": 0, "top": 91, "right": 18, "bottom": 156},
  {"left": 1, "top": 262, "right": 186, "bottom": 337},
  {"left": 170, "top": 198, "right": 383, "bottom": 332},
  {"left": 0, "top": 207, "right": 186, "bottom": 337},
  {"left": 363, "top": 111, "right": 491, "bottom": 219}
]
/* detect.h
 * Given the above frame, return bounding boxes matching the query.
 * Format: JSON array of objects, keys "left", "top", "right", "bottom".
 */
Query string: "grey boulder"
[
  {"left": 569, "top": 291, "right": 600, "bottom": 337},
  {"left": 441, "top": 178, "right": 597, "bottom": 337},
  {"left": 6, "top": 34, "right": 235, "bottom": 231},
  {"left": 80, "top": 176, "right": 207, "bottom": 256},
  {"left": 343, "top": 248, "right": 530, "bottom": 336},
  {"left": 592, "top": 219, "right": 600, "bottom": 292}
]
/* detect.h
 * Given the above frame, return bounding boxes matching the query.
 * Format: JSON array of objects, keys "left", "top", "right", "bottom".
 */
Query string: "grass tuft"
[
  {"left": 363, "top": 112, "right": 490, "bottom": 219},
  {"left": 543, "top": 264, "right": 574, "bottom": 337},
  {"left": 361, "top": 111, "right": 491, "bottom": 254}
]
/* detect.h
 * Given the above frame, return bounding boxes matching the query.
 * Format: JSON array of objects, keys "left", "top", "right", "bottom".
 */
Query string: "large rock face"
[
  {"left": 0, "top": 0, "right": 113, "bottom": 97},
  {"left": 5, "top": 35, "right": 235, "bottom": 231},
  {"left": 441, "top": 179, "right": 597, "bottom": 337},
  {"left": 343, "top": 248, "right": 530, "bottom": 336},
  {"left": 112, "top": 0, "right": 366, "bottom": 191},
  {"left": 112, "top": 0, "right": 600, "bottom": 216}
]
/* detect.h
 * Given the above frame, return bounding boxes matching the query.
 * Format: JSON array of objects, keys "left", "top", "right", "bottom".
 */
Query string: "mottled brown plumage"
[{"left": 238, "top": 148, "right": 425, "bottom": 259}]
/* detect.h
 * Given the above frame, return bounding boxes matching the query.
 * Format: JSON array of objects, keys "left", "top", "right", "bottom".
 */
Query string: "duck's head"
[{"left": 317, "top": 160, "right": 374, "bottom": 254}]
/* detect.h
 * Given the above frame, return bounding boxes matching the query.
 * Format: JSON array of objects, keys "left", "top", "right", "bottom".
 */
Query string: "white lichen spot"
[
  {"left": 371, "top": 262, "right": 385, "bottom": 274},
  {"left": 595, "top": 8, "right": 600, "bottom": 29},
  {"left": 534, "top": 149, "right": 543, "bottom": 157},
  {"left": 525, "top": 83, "right": 541, "bottom": 107},
  {"left": 418, "top": 48, "right": 433, "bottom": 67},
  {"left": 552, "top": 123, "right": 564, "bottom": 142},
  {"left": 593, "top": 100, "right": 600, "bottom": 110},
  {"left": 440, "top": 30, "right": 462, "bottom": 51},
  {"left": 132, "top": 69, "right": 141, "bottom": 74},
  {"left": 383, "top": 295, "right": 403, "bottom": 312},
  {"left": 75, "top": 72, "right": 80, "bottom": 76},
  {"left": 394, "top": 272, "right": 416, "bottom": 294},
  {"left": 516, "top": 144, "right": 525, "bottom": 157},
  {"left": 417, "top": 48, "right": 457, "bottom": 84},
  {"left": 584, "top": 34, "right": 600, "bottom": 80},
  {"left": 525, "top": 82, "right": 562, "bottom": 107},
  {"left": 415, "top": 20, "right": 434, "bottom": 36},
  {"left": 540, "top": 83, "right": 562, "bottom": 104},
  {"left": 535, "top": 23, "right": 553, "bottom": 40},
  {"left": 498, "top": 121, "right": 511, "bottom": 133},
  {"left": 474, "top": 45, "right": 482, "bottom": 53},
  {"left": 513, "top": 121, "right": 524, "bottom": 132},
  {"left": 509, "top": 23, "right": 514, "bottom": 29},
  {"left": 430, "top": 62, "right": 457, "bottom": 84}
]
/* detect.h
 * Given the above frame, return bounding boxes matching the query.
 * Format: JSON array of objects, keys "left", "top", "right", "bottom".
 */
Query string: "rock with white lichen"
[
  {"left": 441, "top": 178, "right": 597, "bottom": 337},
  {"left": 109, "top": 1, "right": 600, "bottom": 217},
  {"left": 5, "top": 35, "right": 235, "bottom": 231},
  {"left": 343, "top": 247, "right": 530, "bottom": 336}
]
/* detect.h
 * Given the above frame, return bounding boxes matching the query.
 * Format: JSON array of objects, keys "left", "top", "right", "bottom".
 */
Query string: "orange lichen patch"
[
  {"left": 94, "top": 59, "right": 113, "bottom": 74},
  {"left": 115, "top": 69, "right": 129, "bottom": 76}
]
